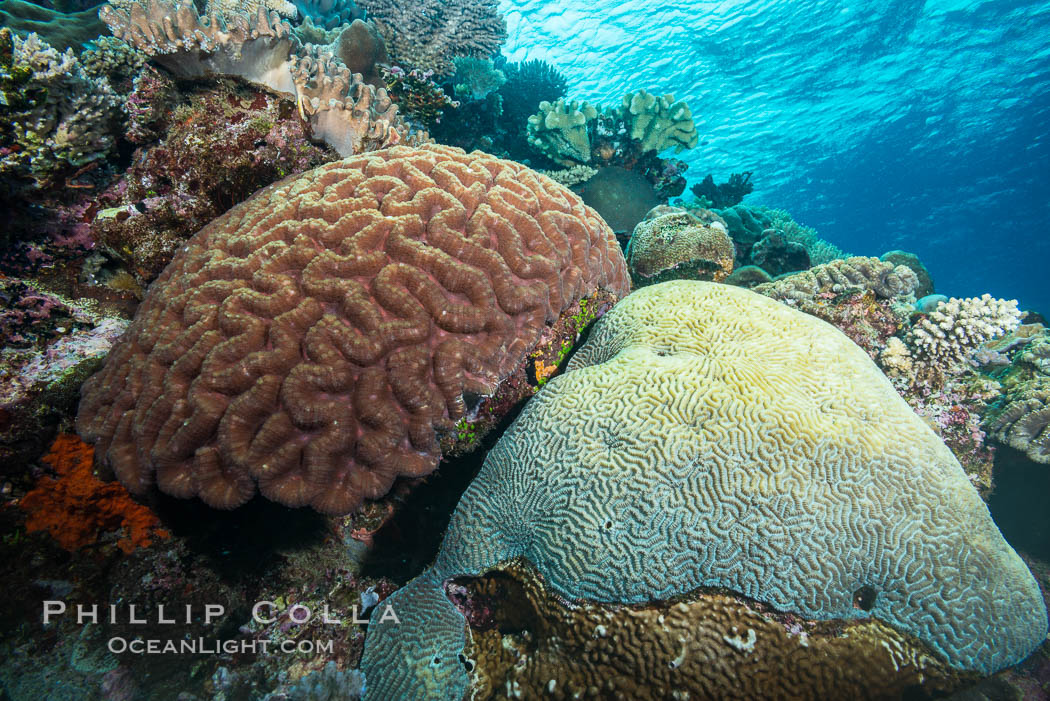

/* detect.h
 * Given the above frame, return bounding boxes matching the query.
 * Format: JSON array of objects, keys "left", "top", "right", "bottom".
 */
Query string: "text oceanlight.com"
[{"left": 42, "top": 599, "right": 400, "bottom": 655}]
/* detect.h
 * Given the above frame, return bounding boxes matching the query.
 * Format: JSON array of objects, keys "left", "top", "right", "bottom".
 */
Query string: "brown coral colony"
[{"left": 76, "top": 145, "right": 629, "bottom": 514}]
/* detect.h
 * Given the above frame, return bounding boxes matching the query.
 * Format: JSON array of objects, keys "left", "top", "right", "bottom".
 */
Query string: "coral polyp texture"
[
  {"left": 354, "top": 0, "right": 507, "bottom": 77},
  {"left": 754, "top": 255, "right": 919, "bottom": 303},
  {"left": 76, "top": 145, "right": 629, "bottom": 514},
  {"left": 360, "top": 281, "right": 1046, "bottom": 700},
  {"left": 626, "top": 208, "right": 735, "bottom": 286},
  {"left": 909, "top": 294, "right": 1022, "bottom": 369},
  {"left": 987, "top": 378, "right": 1050, "bottom": 463},
  {"left": 463, "top": 560, "right": 969, "bottom": 700}
]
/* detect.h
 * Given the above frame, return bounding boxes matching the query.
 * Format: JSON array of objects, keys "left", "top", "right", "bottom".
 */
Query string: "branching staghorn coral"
[{"left": 354, "top": 0, "right": 506, "bottom": 76}]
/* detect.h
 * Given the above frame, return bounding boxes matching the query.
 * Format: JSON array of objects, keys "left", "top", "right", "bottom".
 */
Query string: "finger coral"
[
  {"left": 361, "top": 281, "right": 1046, "bottom": 700},
  {"left": 19, "top": 434, "right": 169, "bottom": 553},
  {"left": 76, "top": 145, "right": 629, "bottom": 515}
]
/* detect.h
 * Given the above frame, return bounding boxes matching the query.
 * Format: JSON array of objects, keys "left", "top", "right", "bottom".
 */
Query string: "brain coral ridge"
[
  {"left": 76, "top": 145, "right": 629, "bottom": 515},
  {"left": 360, "top": 280, "right": 1047, "bottom": 700}
]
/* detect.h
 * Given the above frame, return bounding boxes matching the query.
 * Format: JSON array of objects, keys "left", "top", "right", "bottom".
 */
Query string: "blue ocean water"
[{"left": 500, "top": 0, "right": 1050, "bottom": 314}]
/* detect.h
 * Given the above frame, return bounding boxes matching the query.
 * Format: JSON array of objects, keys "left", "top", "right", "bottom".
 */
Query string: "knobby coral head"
[{"left": 75, "top": 144, "right": 629, "bottom": 515}]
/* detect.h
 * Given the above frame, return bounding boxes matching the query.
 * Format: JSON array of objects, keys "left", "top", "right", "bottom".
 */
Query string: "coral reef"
[
  {"left": 712, "top": 204, "right": 847, "bottom": 270},
  {"left": 380, "top": 65, "right": 458, "bottom": 128},
  {"left": 0, "top": 276, "right": 128, "bottom": 472},
  {"left": 987, "top": 378, "right": 1050, "bottom": 464},
  {"left": 81, "top": 37, "right": 146, "bottom": 94},
  {"left": 690, "top": 171, "right": 753, "bottom": 209},
  {"left": 463, "top": 560, "right": 970, "bottom": 700},
  {"left": 748, "top": 230, "right": 810, "bottom": 277},
  {"left": 882, "top": 249, "right": 934, "bottom": 298},
  {"left": 0, "top": 31, "right": 120, "bottom": 193},
  {"left": 626, "top": 207, "right": 734, "bottom": 286},
  {"left": 76, "top": 145, "right": 629, "bottom": 514},
  {"left": 19, "top": 434, "right": 169, "bottom": 553},
  {"left": 361, "top": 281, "right": 1046, "bottom": 700},
  {"left": 494, "top": 58, "right": 567, "bottom": 160},
  {"left": 354, "top": 0, "right": 506, "bottom": 76},
  {"left": 91, "top": 79, "right": 335, "bottom": 282},
  {"left": 909, "top": 294, "right": 1022, "bottom": 370}
]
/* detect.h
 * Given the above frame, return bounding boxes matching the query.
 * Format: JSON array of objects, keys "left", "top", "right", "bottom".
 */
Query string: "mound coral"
[
  {"left": 354, "top": 0, "right": 506, "bottom": 76},
  {"left": 19, "top": 434, "right": 169, "bottom": 553},
  {"left": 76, "top": 145, "right": 629, "bottom": 515},
  {"left": 626, "top": 209, "right": 734, "bottom": 285},
  {"left": 361, "top": 281, "right": 1046, "bottom": 700}
]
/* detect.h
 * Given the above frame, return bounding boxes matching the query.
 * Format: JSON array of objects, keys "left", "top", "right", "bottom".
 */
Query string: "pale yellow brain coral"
[{"left": 361, "top": 281, "right": 1046, "bottom": 699}]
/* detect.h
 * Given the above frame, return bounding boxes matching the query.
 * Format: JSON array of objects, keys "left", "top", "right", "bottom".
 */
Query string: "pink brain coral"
[{"left": 76, "top": 145, "right": 629, "bottom": 514}]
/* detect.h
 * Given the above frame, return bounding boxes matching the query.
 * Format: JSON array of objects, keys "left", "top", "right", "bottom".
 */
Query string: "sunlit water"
[{"left": 500, "top": 0, "right": 1050, "bottom": 312}]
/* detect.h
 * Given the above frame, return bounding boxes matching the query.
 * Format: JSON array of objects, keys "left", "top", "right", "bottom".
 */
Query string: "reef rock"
[
  {"left": 76, "top": 145, "right": 629, "bottom": 514},
  {"left": 361, "top": 281, "right": 1047, "bottom": 699}
]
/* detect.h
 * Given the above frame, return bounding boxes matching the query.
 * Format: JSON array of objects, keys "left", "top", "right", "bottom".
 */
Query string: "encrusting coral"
[
  {"left": 360, "top": 281, "right": 1046, "bottom": 699},
  {"left": 76, "top": 145, "right": 629, "bottom": 515},
  {"left": 462, "top": 560, "right": 970, "bottom": 700},
  {"left": 626, "top": 207, "right": 735, "bottom": 286},
  {"left": 754, "top": 256, "right": 919, "bottom": 304},
  {"left": 19, "top": 434, "right": 169, "bottom": 553}
]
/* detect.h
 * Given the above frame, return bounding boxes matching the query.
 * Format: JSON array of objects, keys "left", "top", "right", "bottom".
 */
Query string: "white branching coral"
[{"left": 908, "top": 294, "right": 1022, "bottom": 368}]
